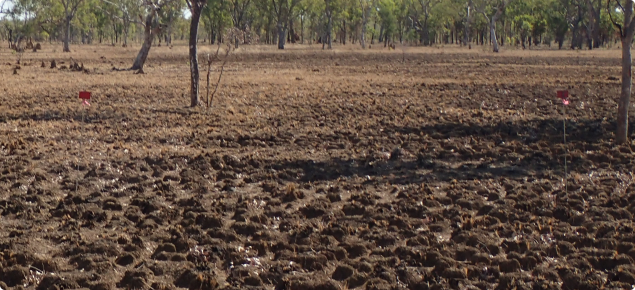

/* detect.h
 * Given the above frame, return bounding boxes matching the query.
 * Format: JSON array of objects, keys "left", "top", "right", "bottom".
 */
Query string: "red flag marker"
[
  {"left": 557, "top": 90, "right": 569, "bottom": 105},
  {"left": 79, "top": 91, "right": 91, "bottom": 100}
]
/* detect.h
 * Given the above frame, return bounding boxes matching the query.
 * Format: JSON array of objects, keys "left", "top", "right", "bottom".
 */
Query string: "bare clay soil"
[{"left": 1, "top": 44, "right": 635, "bottom": 290}]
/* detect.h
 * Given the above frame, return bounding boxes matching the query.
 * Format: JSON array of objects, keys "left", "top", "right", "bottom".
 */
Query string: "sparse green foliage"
[{"left": 0, "top": 0, "right": 623, "bottom": 49}]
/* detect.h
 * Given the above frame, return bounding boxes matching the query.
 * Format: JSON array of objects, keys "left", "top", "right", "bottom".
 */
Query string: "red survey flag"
[
  {"left": 79, "top": 91, "right": 91, "bottom": 100},
  {"left": 557, "top": 90, "right": 569, "bottom": 106}
]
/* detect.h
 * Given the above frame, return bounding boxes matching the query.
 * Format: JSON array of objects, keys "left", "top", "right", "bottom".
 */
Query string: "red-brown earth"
[{"left": 0, "top": 44, "right": 634, "bottom": 290}]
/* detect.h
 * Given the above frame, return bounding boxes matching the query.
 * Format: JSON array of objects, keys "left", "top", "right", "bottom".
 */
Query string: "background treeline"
[{"left": 0, "top": 0, "right": 624, "bottom": 50}]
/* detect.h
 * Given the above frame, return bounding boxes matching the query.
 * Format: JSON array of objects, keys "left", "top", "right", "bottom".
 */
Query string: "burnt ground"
[{"left": 1, "top": 44, "right": 635, "bottom": 290}]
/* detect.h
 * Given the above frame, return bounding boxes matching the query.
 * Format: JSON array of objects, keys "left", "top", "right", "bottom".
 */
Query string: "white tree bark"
[
  {"left": 359, "top": 0, "right": 368, "bottom": 49},
  {"left": 616, "top": 0, "right": 635, "bottom": 143},
  {"left": 476, "top": 0, "right": 509, "bottom": 53},
  {"left": 130, "top": 13, "right": 156, "bottom": 70},
  {"left": 490, "top": 17, "right": 498, "bottom": 52}
]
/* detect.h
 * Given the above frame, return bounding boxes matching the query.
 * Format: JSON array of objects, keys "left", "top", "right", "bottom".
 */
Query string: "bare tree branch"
[
  {"left": 615, "top": 0, "right": 624, "bottom": 13},
  {"left": 608, "top": 0, "right": 624, "bottom": 37},
  {"left": 96, "top": 4, "right": 144, "bottom": 25},
  {"left": 0, "top": 0, "right": 12, "bottom": 14}
]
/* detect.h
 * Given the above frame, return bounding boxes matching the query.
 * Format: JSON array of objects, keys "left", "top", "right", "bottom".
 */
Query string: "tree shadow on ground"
[
  {"left": 266, "top": 117, "right": 628, "bottom": 185},
  {"left": 0, "top": 106, "right": 216, "bottom": 124}
]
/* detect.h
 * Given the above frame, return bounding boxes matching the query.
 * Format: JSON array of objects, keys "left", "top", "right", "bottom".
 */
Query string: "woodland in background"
[{"left": 0, "top": 0, "right": 625, "bottom": 51}]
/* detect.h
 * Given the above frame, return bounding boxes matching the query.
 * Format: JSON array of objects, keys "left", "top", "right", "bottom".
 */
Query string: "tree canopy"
[{"left": 0, "top": 0, "right": 624, "bottom": 50}]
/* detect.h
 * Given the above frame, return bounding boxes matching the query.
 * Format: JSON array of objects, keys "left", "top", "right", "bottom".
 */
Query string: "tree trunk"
[
  {"left": 371, "top": 23, "right": 376, "bottom": 44},
  {"left": 570, "top": 5, "right": 583, "bottom": 49},
  {"left": 63, "top": 16, "right": 71, "bottom": 52},
  {"left": 289, "top": 19, "right": 296, "bottom": 43},
  {"left": 277, "top": 22, "right": 285, "bottom": 49},
  {"left": 123, "top": 19, "right": 129, "bottom": 47},
  {"left": 189, "top": 7, "right": 203, "bottom": 107},
  {"left": 587, "top": 30, "right": 595, "bottom": 49},
  {"left": 342, "top": 20, "right": 346, "bottom": 45},
  {"left": 618, "top": 35, "right": 633, "bottom": 143},
  {"left": 131, "top": 14, "right": 155, "bottom": 70},
  {"left": 327, "top": 13, "right": 333, "bottom": 49},
  {"left": 360, "top": 7, "right": 367, "bottom": 48},
  {"left": 490, "top": 18, "right": 499, "bottom": 52},
  {"left": 585, "top": 0, "right": 601, "bottom": 48}
]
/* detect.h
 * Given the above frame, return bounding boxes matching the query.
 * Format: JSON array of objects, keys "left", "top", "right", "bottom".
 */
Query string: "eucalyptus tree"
[
  {"left": 544, "top": 0, "right": 570, "bottom": 48},
  {"left": 56, "top": 0, "right": 84, "bottom": 51},
  {"left": 4, "top": 0, "right": 42, "bottom": 42},
  {"left": 358, "top": 0, "right": 373, "bottom": 47},
  {"left": 473, "top": 0, "right": 515, "bottom": 52},
  {"left": 507, "top": 0, "right": 536, "bottom": 48},
  {"left": 229, "top": 0, "right": 252, "bottom": 47},
  {"left": 201, "top": 0, "right": 231, "bottom": 43},
  {"left": 157, "top": 1, "right": 183, "bottom": 44},
  {"left": 129, "top": 0, "right": 182, "bottom": 71},
  {"left": 296, "top": 0, "right": 312, "bottom": 43},
  {"left": 340, "top": 0, "right": 361, "bottom": 45},
  {"left": 409, "top": 0, "right": 440, "bottom": 44},
  {"left": 377, "top": 0, "right": 396, "bottom": 45},
  {"left": 271, "top": 0, "right": 301, "bottom": 48},
  {"left": 101, "top": 0, "right": 139, "bottom": 46},
  {"left": 608, "top": 0, "right": 635, "bottom": 144},
  {"left": 584, "top": 0, "right": 600, "bottom": 48},
  {"left": 462, "top": 0, "right": 471, "bottom": 45},
  {"left": 392, "top": 0, "right": 407, "bottom": 42},
  {"left": 428, "top": 0, "right": 461, "bottom": 44},
  {"left": 323, "top": 0, "right": 336, "bottom": 48},
  {"left": 186, "top": 0, "right": 207, "bottom": 107}
]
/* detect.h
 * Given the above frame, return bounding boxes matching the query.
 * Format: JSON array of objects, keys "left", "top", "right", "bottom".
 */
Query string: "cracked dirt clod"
[{"left": 1, "top": 47, "right": 634, "bottom": 290}]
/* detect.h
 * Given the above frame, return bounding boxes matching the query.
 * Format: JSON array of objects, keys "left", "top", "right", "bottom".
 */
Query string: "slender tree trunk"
[
  {"left": 131, "top": 14, "right": 156, "bottom": 70},
  {"left": 189, "top": 7, "right": 203, "bottom": 107},
  {"left": 123, "top": 19, "right": 129, "bottom": 46},
  {"left": 585, "top": 0, "right": 600, "bottom": 48},
  {"left": 618, "top": 36, "right": 633, "bottom": 143},
  {"left": 586, "top": 21, "right": 593, "bottom": 50},
  {"left": 501, "top": 19, "right": 505, "bottom": 46},
  {"left": 342, "top": 20, "right": 346, "bottom": 45},
  {"left": 571, "top": 5, "right": 583, "bottom": 49},
  {"left": 111, "top": 23, "right": 116, "bottom": 45},
  {"left": 327, "top": 13, "right": 333, "bottom": 49},
  {"left": 490, "top": 18, "right": 499, "bottom": 52},
  {"left": 301, "top": 16, "right": 305, "bottom": 44},
  {"left": 463, "top": 3, "right": 470, "bottom": 46},
  {"left": 63, "top": 16, "right": 71, "bottom": 52},
  {"left": 360, "top": 6, "right": 367, "bottom": 48},
  {"left": 289, "top": 19, "right": 296, "bottom": 43},
  {"left": 371, "top": 22, "right": 376, "bottom": 44},
  {"left": 277, "top": 22, "right": 285, "bottom": 49}
]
